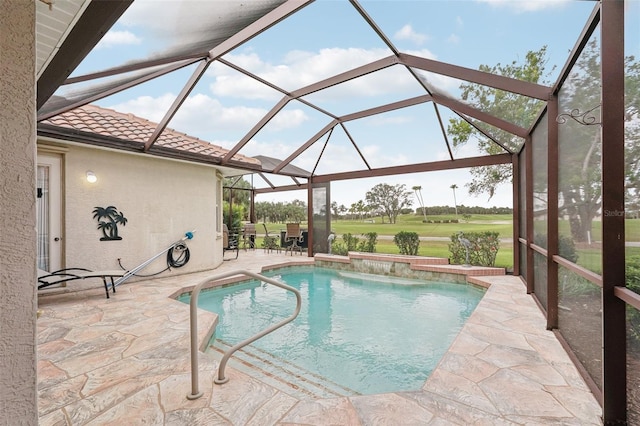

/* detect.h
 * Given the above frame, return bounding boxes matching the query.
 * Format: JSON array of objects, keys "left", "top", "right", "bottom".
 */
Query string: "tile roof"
[{"left": 42, "top": 104, "right": 261, "bottom": 166}]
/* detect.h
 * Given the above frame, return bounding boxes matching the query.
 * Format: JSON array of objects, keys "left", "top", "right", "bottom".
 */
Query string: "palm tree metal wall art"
[{"left": 93, "top": 206, "right": 128, "bottom": 241}]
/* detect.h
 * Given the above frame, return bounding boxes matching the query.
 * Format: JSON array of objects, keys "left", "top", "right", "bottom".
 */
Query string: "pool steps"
[{"left": 209, "top": 339, "right": 359, "bottom": 400}]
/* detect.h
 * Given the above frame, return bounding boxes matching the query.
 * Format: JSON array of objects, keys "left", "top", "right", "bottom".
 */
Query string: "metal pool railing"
[{"left": 186, "top": 270, "right": 301, "bottom": 400}]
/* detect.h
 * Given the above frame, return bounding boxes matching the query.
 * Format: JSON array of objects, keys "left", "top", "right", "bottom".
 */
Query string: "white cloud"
[
  {"left": 107, "top": 92, "right": 308, "bottom": 140},
  {"left": 107, "top": 93, "right": 175, "bottom": 122},
  {"left": 369, "top": 115, "right": 413, "bottom": 126},
  {"left": 96, "top": 31, "right": 142, "bottom": 49},
  {"left": 447, "top": 34, "right": 461, "bottom": 45},
  {"left": 237, "top": 138, "right": 299, "bottom": 160},
  {"left": 394, "top": 24, "right": 429, "bottom": 45},
  {"left": 208, "top": 47, "right": 433, "bottom": 102},
  {"left": 360, "top": 145, "right": 410, "bottom": 168}
]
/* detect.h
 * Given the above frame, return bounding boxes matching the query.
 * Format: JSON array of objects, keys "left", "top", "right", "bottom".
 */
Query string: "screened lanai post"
[
  {"left": 600, "top": 0, "right": 626, "bottom": 422},
  {"left": 310, "top": 181, "right": 331, "bottom": 255},
  {"left": 228, "top": 189, "right": 233, "bottom": 231},
  {"left": 525, "top": 128, "right": 534, "bottom": 294},
  {"left": 512, "top": 153, "right": 520, "bottom": 276},
  {"left": 307, "top": 183, "right": 313, "bottom": 257},
  {"left": 250, "top": 188, "right": 256, "bottom": 224},
  {"left": 547, "top": 96, "right": 559, "bottom": 330}
]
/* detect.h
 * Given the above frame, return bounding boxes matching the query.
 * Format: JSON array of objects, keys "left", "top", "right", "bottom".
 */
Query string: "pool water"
[{"left": 180, "top": 266, "right": 485, "bottom": 395}]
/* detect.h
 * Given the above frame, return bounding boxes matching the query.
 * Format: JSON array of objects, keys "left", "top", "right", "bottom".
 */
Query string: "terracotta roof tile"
[{"left": 42, "top": 104, "right": 260, "bottom": 166}]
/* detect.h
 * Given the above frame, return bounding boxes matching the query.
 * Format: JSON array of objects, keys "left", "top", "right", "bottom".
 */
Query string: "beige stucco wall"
[
  {"left": 0, "top": 1, "right": 38, "bottom": 424},
  {"left": 38, "top": 142, "right": 224, "bottom": 291}
]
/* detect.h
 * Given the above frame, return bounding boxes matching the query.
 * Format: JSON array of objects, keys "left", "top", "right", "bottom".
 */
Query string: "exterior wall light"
[{"left": 86, "top": 171, "right": 97, "bottom": 183}]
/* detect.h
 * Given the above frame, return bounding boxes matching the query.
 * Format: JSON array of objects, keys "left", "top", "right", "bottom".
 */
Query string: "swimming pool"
[{"left": 179, "top": 266, "right": 485, "bottom": 396}]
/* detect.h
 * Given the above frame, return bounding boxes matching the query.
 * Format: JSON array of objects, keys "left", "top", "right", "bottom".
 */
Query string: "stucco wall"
[
  {"left": 0, "top": 1, "right": 38, "bottom": 424},
  {"left": 39, "top": 143, "right": 224, "bottom": 291}
]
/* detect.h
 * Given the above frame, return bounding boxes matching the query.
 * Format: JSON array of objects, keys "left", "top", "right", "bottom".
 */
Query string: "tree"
[
  {"left": 554, "top": 41, "right": 639, "bottom": 241},
  {"left": 365, "top": 183, "right": 413, "bottom": 224},
  {"left": 338, "top": 204, "right": 348, "bottom": 218},
  {"left": 412, "top": 185, "right": 427, "bottom": 222},
  {"left": 354, "top": 200, "right": 366, "bottom": 221},
  {"left": 253, "top": 200, "right": 307, "bottom": 224},
  {"left": 348, "top": 202, "right": 357, "bottom": 220},
  {"left": 450, "top": 184, "right": 459, "bottom": 216},
  {"left": 330, "top": 201, "right": 339, "bottom": 221},
  {"left": 224, "top": 177, "right": 252, "bottom": 222},
  {"left": 448, "top": 47, "right": 552, "bottom": 201},
  {"left": 448, "top": 44, "right": 640, "bottom": 242}
]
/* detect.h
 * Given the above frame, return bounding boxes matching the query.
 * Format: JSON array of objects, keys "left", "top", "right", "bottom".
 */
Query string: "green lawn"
[
  {"left": 329, "top": 214, "right": 513, "bottom": 238},
  {"left": 257, "top": 214, "right": 640, "bottom": 272},
  {"left": 257, "top": 214, "right": 515, "bottom": 269}
]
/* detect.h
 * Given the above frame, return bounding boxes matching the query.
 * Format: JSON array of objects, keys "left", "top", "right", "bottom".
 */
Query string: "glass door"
[{"left": 37, "top": 153, "right": 62, "bottom": 271}]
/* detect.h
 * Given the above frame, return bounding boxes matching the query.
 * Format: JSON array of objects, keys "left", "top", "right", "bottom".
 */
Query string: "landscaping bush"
[
  {"left": 449, "top": 231, "right": 500, "bottom": 266},
  {"left": 331, "top": 232, "right": 377, "bottom": 255},
  {"left": 558, "top": 235, "right": 579, "bottom": 263},
  {"left": 357, "top": 232, "right": 377, "bottom": 253},
  {"left": 223, "top": 203, "right": 245, "bottom": 232},
  {"left": 533, "top": 233, "right": 579, "bottom": 263},
  {"left": 393, "top": 231, "right": 420, "bottom": 255},
  {"left": 331, "top": 233, "right": 357, "bottom": 255},
  {"left": 626, "top": 256, "right": 640, "bottom": 345}
]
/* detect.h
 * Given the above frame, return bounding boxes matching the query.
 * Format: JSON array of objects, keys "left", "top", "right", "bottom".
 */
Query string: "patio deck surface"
[{"left": 37, "top": 250, "right": 602, "bottom": 425}]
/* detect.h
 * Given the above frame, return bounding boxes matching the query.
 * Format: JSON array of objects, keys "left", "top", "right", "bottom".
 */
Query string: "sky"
[{"left": 63, "top": 0, "right": 640, "bottom": 210}]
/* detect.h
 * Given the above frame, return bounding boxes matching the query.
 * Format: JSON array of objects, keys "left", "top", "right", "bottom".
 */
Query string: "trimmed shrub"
[
  {"left": 331, "top": 232, "right": 377, "bottom": 255},
  {"left": 449, "top": 231, "right": 500, "bottom": 266},
  {"left": 533, "top": 233, "right": 579, "bottom": 263},
  {"left": 357, "top": 232, "right": 377, "bottom": 253},
  {"left": 626, "top": 256, "right": 640, "bottom": 345},
  {"left": 393, "top": 231, "right": 420, "bottom": 255}
]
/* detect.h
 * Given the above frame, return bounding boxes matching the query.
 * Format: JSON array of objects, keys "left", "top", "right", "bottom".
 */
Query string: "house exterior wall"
[
  {"left": 38, "top": 142, "right": 223, "bottom": 291},
  {"left": 0, "top": 1, "right": 38, "bottom": 424}
]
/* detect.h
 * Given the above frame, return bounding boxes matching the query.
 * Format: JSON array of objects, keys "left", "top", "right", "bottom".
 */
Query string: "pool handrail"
[{"left": 186, "top": 269, "right": 301, "bottom": 400}]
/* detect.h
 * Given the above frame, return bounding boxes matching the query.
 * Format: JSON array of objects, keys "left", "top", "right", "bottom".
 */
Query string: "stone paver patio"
[{"left": 37, "top": 250, "right": 602, "bottom": 425}]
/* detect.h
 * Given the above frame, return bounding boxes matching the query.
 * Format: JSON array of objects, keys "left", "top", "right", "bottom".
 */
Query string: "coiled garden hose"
[{"left": 167, "top": 242, "right": 190, "bottom": 268}]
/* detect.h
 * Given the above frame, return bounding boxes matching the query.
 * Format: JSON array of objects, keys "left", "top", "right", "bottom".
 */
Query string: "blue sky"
[{"left": 66, "top": 0, "right": 639, "bottom": 210}]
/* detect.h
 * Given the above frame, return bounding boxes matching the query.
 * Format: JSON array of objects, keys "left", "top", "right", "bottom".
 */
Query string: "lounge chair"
[
  {"left": 223, "top": 224, "right": 239, "bottom": 260},
  {"left": 37, "top": 267, "right": 127, "bottom": 299}
]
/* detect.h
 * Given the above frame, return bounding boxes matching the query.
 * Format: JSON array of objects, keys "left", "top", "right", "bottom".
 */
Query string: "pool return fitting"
[
  {"left": 113, "top": 230, "right": 195, "bottom": 288},
  {"left": 186, "top": 270, "right": 301, "bottom": 400}
]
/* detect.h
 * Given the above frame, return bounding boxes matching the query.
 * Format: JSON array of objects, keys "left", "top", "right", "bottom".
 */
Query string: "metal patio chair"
[
  {"left": 223, "top": 224, "right": 239, "bottom": 260},
  {"left": 261, "top": 223, "right": 280, "bottom": 253},
  {"left": 284, "top": 223, "right": 304, "bottom": 255}
]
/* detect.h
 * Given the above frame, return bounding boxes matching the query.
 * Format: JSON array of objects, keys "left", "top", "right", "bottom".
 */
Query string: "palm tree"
[
  {"left": 450, "top": 184, "right": 459, "bottom": 216},
  {"left": 355, "top": 200, "right": 366, "bottom": 221},
  {"left": 412, "top": 185, "right": 427, "bottom": 222}
]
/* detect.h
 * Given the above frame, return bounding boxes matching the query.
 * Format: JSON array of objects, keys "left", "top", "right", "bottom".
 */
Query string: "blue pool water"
[{"left": 179, "top": 266, "right": 485, "bottom": 395}]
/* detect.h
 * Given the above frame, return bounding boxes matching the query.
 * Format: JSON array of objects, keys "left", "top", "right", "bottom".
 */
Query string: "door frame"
[{"left": 37, "top": 151, "right": 63, "bottom": 271}]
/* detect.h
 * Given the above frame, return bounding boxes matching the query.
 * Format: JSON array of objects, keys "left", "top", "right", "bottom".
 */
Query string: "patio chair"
[
  {"left": 242, "top": 223, "right": 257, "bottom": 250},
  {"left": 223, "top": 224, "right": 239, "bottom": 260},
  {"left": 37, "top": 267, "right": 126, "bottom": 299},
  {"left": 261, "top": 223, "right": 280, "bottom": 253},
  {"left": 284, "top": 223, "right": 304, "bottom": 255}
]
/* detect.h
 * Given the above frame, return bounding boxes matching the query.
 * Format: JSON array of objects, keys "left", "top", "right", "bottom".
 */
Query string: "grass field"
[
  {"left": 256, "top": 214, "right": 640, "bottom": 271},
  {"left": 258, "top": 214, "right": 515, "bottom": 269},
  {"left": 329, "top": 214, "right": 513, "bottom": 238}
]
